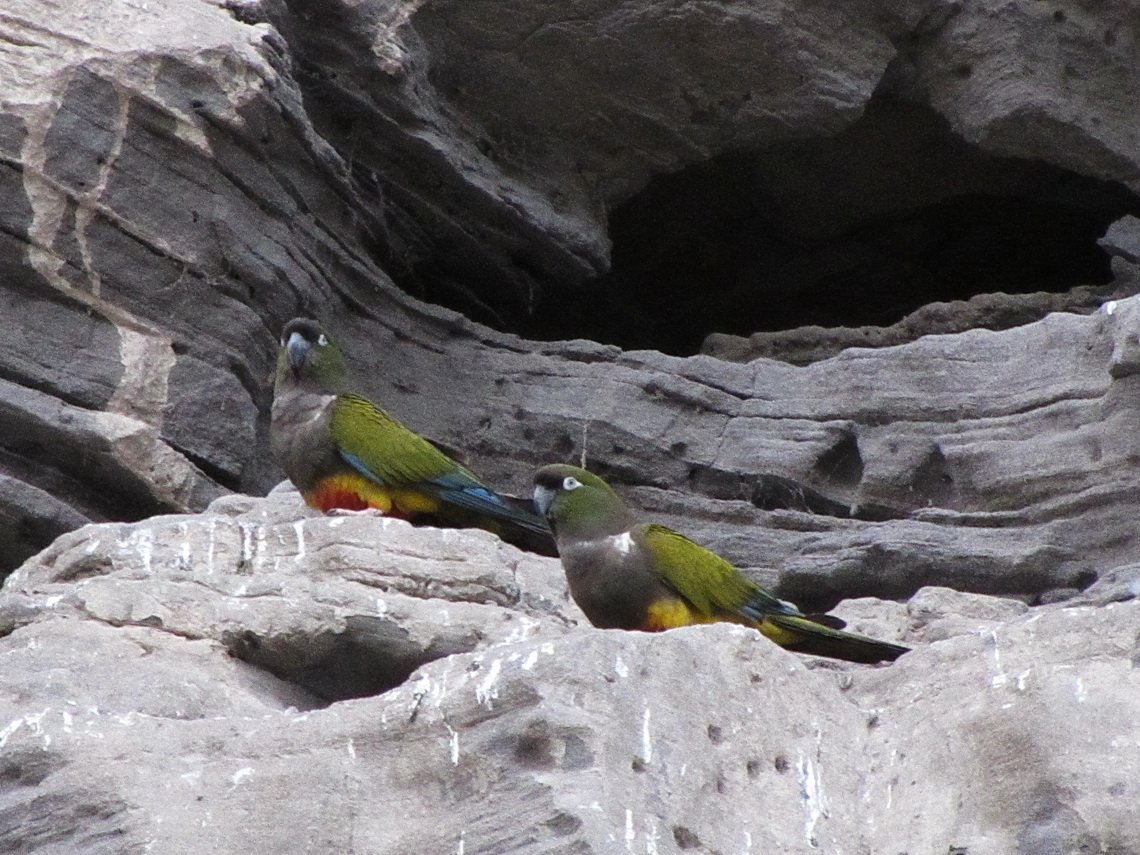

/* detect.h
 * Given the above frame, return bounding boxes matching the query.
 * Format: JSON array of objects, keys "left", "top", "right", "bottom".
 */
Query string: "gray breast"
[
  {"left": 558, "top": 534, "right": 669, "bottom": 630},
  {"left": 269, "top": 390, "right": 340, "bottom": 491}
]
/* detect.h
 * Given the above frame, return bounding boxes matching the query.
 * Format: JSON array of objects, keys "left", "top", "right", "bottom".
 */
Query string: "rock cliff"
[
  {"left": 3, "top": 0, "right": 1140, "bottom": 851},
  {"left": 3, "top": 0, "right": 1140, "bottom": 578},
  {"left": 2, "top": 490, "right": 1138, "bottom": 853}
]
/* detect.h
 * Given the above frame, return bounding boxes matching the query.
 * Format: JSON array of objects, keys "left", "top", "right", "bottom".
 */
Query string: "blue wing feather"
[
  {"left": 341, "top": 451, "right": 388, "bottom": 486},
  {"left": 341, "top": 449, "right": 548, "bottom": 534}
]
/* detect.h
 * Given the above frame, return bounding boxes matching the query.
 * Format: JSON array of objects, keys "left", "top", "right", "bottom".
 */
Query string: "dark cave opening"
[
  {"left": 274, "top": 6, "right": 1140, "bottom": 361},
  {"left": 516, "top": 97, "right": 1140, "bottom": 357},
  {"left": 582, "top": 191, "right": 1122, "bottom": 356}
]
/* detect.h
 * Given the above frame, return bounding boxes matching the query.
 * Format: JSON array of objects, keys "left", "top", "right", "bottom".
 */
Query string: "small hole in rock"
[
  {"left": 223, "top": 615, "right": 474, "bottom": 708},
  {"left": 814, "top": 433, "right": 863, "bottom": 488},
  {"left": 673, "top": 826, "right": 702, "bottom": 849},
  {"left": 545, "top": 812, "right": 582, "bottom": 836}
]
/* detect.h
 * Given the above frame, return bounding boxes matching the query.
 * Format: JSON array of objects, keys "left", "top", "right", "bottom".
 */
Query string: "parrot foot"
[{"left": 326, "top": 507, "right": 387, "bottom": 518}]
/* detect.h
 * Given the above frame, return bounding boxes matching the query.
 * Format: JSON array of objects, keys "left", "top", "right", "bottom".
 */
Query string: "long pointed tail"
[{"left": 761, "top": 613, "right": 909, "bottom": 664}]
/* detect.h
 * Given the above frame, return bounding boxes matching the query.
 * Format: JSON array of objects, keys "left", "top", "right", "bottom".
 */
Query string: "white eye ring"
[
  {"left": 317, "top": 333, "right": 328, "bottom": 346},
  {"left": 563, "top": 476, "right": 582, "bottom": 491}
]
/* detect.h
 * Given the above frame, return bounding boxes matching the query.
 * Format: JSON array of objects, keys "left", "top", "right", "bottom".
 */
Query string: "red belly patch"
[{"left": 306, "top": 482, "right": 372, "bottom": 513}]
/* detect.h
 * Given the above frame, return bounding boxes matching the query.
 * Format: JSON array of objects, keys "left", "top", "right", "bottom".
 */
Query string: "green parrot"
[
  {"left": 532, "top": 464, "right": 909, "bottom": 663},
  {"left": 270, "top": 317, "right": 555, "bottom": 555}
]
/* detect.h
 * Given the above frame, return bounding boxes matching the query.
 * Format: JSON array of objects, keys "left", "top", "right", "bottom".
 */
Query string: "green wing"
[
  {"left": 330, "top": 394, "right": 549, "bottom": 535},
  {"left": 638, "top": 524, "right": 790, "bottom": 619},
  {"left": 330, "top": 394, "right": 474, "bottom": 487},
  {"left": 638, "top": 525, "right": 908, "bottom": 662}
]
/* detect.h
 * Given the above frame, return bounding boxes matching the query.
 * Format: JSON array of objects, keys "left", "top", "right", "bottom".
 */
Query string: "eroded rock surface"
[
  {"left": 4, "top": 1, "right": 1140, "bottom": 851},
  {"left": 2, "top": 0, "right": 1140, "bottom": 586},
  {"left": 1, "top": 496, "right": 1138, "bottom": 854}
]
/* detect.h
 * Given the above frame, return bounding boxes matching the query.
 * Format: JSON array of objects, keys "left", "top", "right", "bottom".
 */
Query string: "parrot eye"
[
  {"left": 317, "top": 333, "right": 328, "bottom": 346},
  {"left": 562, "top": 476, "right": 582, "bottom": 491}
]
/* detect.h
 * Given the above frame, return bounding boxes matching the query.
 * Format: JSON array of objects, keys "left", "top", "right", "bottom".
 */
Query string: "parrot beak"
[
  {"left": 285, "top": 331, "right": 310, "bottom": 375},
  {"left": 533, "top": 484, "right": 556, "bottom": 518}
]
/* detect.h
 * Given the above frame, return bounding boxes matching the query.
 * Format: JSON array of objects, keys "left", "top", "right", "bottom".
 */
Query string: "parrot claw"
[{"left": 326, "top": 507, "right": 387, "bottom": 518}]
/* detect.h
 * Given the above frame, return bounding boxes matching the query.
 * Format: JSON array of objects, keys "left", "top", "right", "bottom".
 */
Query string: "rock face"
[
  {"left": 4, "top": 1, "right": 1140, "bottom": 850},
  {"left": 2, "top": 0, "right": 1140, "bottom": 580},
  {"left": 2, "top": 494, "right": 1138, "bottom": 854}
]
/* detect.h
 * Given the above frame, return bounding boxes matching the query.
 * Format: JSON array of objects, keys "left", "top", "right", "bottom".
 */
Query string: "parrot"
[
  {"left": 270, "top": 317, "right": 556, "bottom": 555},
  {"left": 532, "top": 463, "right": 909, "bottom": 664}
]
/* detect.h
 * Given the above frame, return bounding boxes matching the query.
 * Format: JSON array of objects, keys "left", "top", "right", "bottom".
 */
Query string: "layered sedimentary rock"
[
  {"left": 4, "top": 3, "right": 1140, "bottom": 849},
  {"left": 3, "top": 0, "right": 1140, "bottom": 584}
]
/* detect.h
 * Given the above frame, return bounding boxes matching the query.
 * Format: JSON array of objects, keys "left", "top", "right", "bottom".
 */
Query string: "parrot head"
[
  {"left": 276, "top": 318, "right": 349, "bottom": 391},
  {"left": 533, "top": 464, "right": 634, "bottom": 541}
]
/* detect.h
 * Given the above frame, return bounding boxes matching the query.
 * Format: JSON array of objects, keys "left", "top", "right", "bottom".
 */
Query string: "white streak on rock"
[
  {"left": 989, "top": 631, "right": 1006, "bottom": 688},
  {"left": 614, "top": 655, "right": 629, "bottom": 679},
  {"left": 641, "top": 706, "right": 652, "bottom": 765},
  {"left": 0, "top": 718, "right": 24, "bottom": 749},
  {"left": 520, "top": 641, "right": 554, "bottom": 671},
  {"left": 500, "top": 616, "right": 541, "bottom": 645},
  {"left": 475, "top": 658, "right": 502, "bottom": 708},
  {"left": 239, "top": 522, "right": 253, "bottom": 563},
  {"left": 135, "top": 529, "right": 153, "bottom": 576},
  {"left": 798, "top": 729, "right": 829, "bottom": 848},
  {"left": 205, "top": 519, "right": 217, "bottom": 572},
  {"left": 24, "top": 709, "right": 52, "bottom": 748},
  {"left": 446, "top": 724, "right": 459, "bottom": 765},
  {"left": 1015, "top": 669, "right": 1031, "bottom": 691},
  {"left": 293, "top": 521, "right": 306, "bottom": 562},
  {"left": 409, "top": 673, "right": 433, "bottom": 712},
  {"left": 644, "top": 816, "right": 660, "bottom": 854}
]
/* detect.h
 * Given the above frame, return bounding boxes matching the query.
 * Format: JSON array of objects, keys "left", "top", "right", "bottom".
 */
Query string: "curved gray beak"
[
  {"left": 533, "top": 484, "right": 556, "bottom": 518},
  {"left": 285, "top": 331, "right": 309, "bottom": 372}
]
